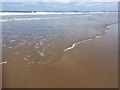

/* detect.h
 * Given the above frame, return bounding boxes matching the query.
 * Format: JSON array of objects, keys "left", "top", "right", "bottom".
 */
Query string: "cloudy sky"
[{"left": 2, "top": 1, "right": 118, "bottom": 12}]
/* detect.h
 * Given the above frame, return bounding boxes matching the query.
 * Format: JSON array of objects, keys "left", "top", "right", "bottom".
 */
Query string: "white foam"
[
  {"left": 0, "top": 12, "right": 110, "bottom": 16},
  {"left": 0, "top": 12, "right": 81, "bottom": 16},
  {"left": 47, "top": 44, "right": 50, "bottom": 46},
  {"left": 38, "top": 51, "right": 45, "bottom": 56},
  {"left": 36, "top": 49, "right": 45, "bottom": 56},
  {"left": 8, "top": 47, "right": 12, "bottom": 49},
  {"left": 64, "top": 36, "right": 100, "bottom": 51},
  {"left": 38, "top": 62, "right": 42, "bottom": 64},
  {"left": 24, "top": 57, "right": 27, "bottom": 61},
  {"left": 95, "top": 35, "right": 101, "bottom": 38},
  {"left": 0, "top": 17, "right": 68, "bottom": 22},
  {"left": 64, "top": 24, "right": 110, "bottom": 52},
  {"left": 39, "top": 42, "right": 43, "bottom": 46},
  {"left": 88, "top": 39, "right": 92, "bottom": 41},
  {"left": 14, "top": 51, "right": 20, "bottom": 55},
  {"left": 34, "top": 45, "right": 39, "bottom": 49},
  {"left": 64, "top": 42, "right": 78, "bottom": 51},
  {"left": 41, "top": 39, "right": 47, "bottom": 42},
  {"left": 64, "top": 40, "right": 86, "bottom": 51},
  {"left": 0, "top": 61, "right": 7, "bottom": 64},
  {"left": 0, "top": 12, "right": 63, "bottom": 16},
  {"left": 11, "top": 40, "right": 16, "bottom": 42},
  {"left": 64, "top": 35, "right": 103, "bottom": 52},
  {"left": 36, "top": 43, "right": 39, "bottom": 46},
  {"left": 0, "top": 12, "right": 110, "bottom": 22},
  {"left": 106, "top": 26, "right": 109, "bottom": 29}
]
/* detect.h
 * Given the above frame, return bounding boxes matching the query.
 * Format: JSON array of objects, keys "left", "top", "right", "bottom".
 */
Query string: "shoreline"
[
  {"left": 64, "top": 22, "right": 117, "bottom": 52},
  {"left": 0, "top": 11, "right": 116, "bottom": 16},
  {"left": 57, "top": 23, "right": 118, "bottom": 88}
]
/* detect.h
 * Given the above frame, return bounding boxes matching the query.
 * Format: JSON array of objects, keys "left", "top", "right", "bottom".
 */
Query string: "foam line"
[
  {"left": 0, "top": 61, "right": 7, "bottom": 64},
  {"left": 0, "top": 12, "right": 111, "bottom": 16},
  {"left": 64, "top": 39, "right": 93, "bottom": 51},
  {"left": 0, "top": 16, "right": 72, "bottom": 22},
  {"left": 64, "top": 24, "right": 111, "bottom": 52}
]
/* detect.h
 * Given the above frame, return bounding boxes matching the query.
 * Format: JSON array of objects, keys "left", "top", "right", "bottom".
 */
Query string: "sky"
[{"left": 2, "top": 2, "right": 118, "bottom": 12}]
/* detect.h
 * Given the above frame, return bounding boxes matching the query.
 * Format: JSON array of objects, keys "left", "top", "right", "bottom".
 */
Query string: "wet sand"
[
  {"left": 2, "top": 13, "right": 118, "bottom": 88},
  {"left": 57, "top": 23, "right": 118, "bottom": 88}
]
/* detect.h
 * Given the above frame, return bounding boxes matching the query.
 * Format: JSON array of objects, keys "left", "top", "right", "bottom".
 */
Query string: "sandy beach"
[{"left": 2, "top": 12, "right": 118, "bottom": 88}]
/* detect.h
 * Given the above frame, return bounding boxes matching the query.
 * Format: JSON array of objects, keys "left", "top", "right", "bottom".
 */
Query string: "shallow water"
[{"left": 2, "top": 12, "right": 117, "bottom": 65}]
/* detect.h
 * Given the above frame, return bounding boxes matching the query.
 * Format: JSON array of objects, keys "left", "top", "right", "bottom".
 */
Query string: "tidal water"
[{"left": 2, "top": 12, "right": 117, "bottom": 64}]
